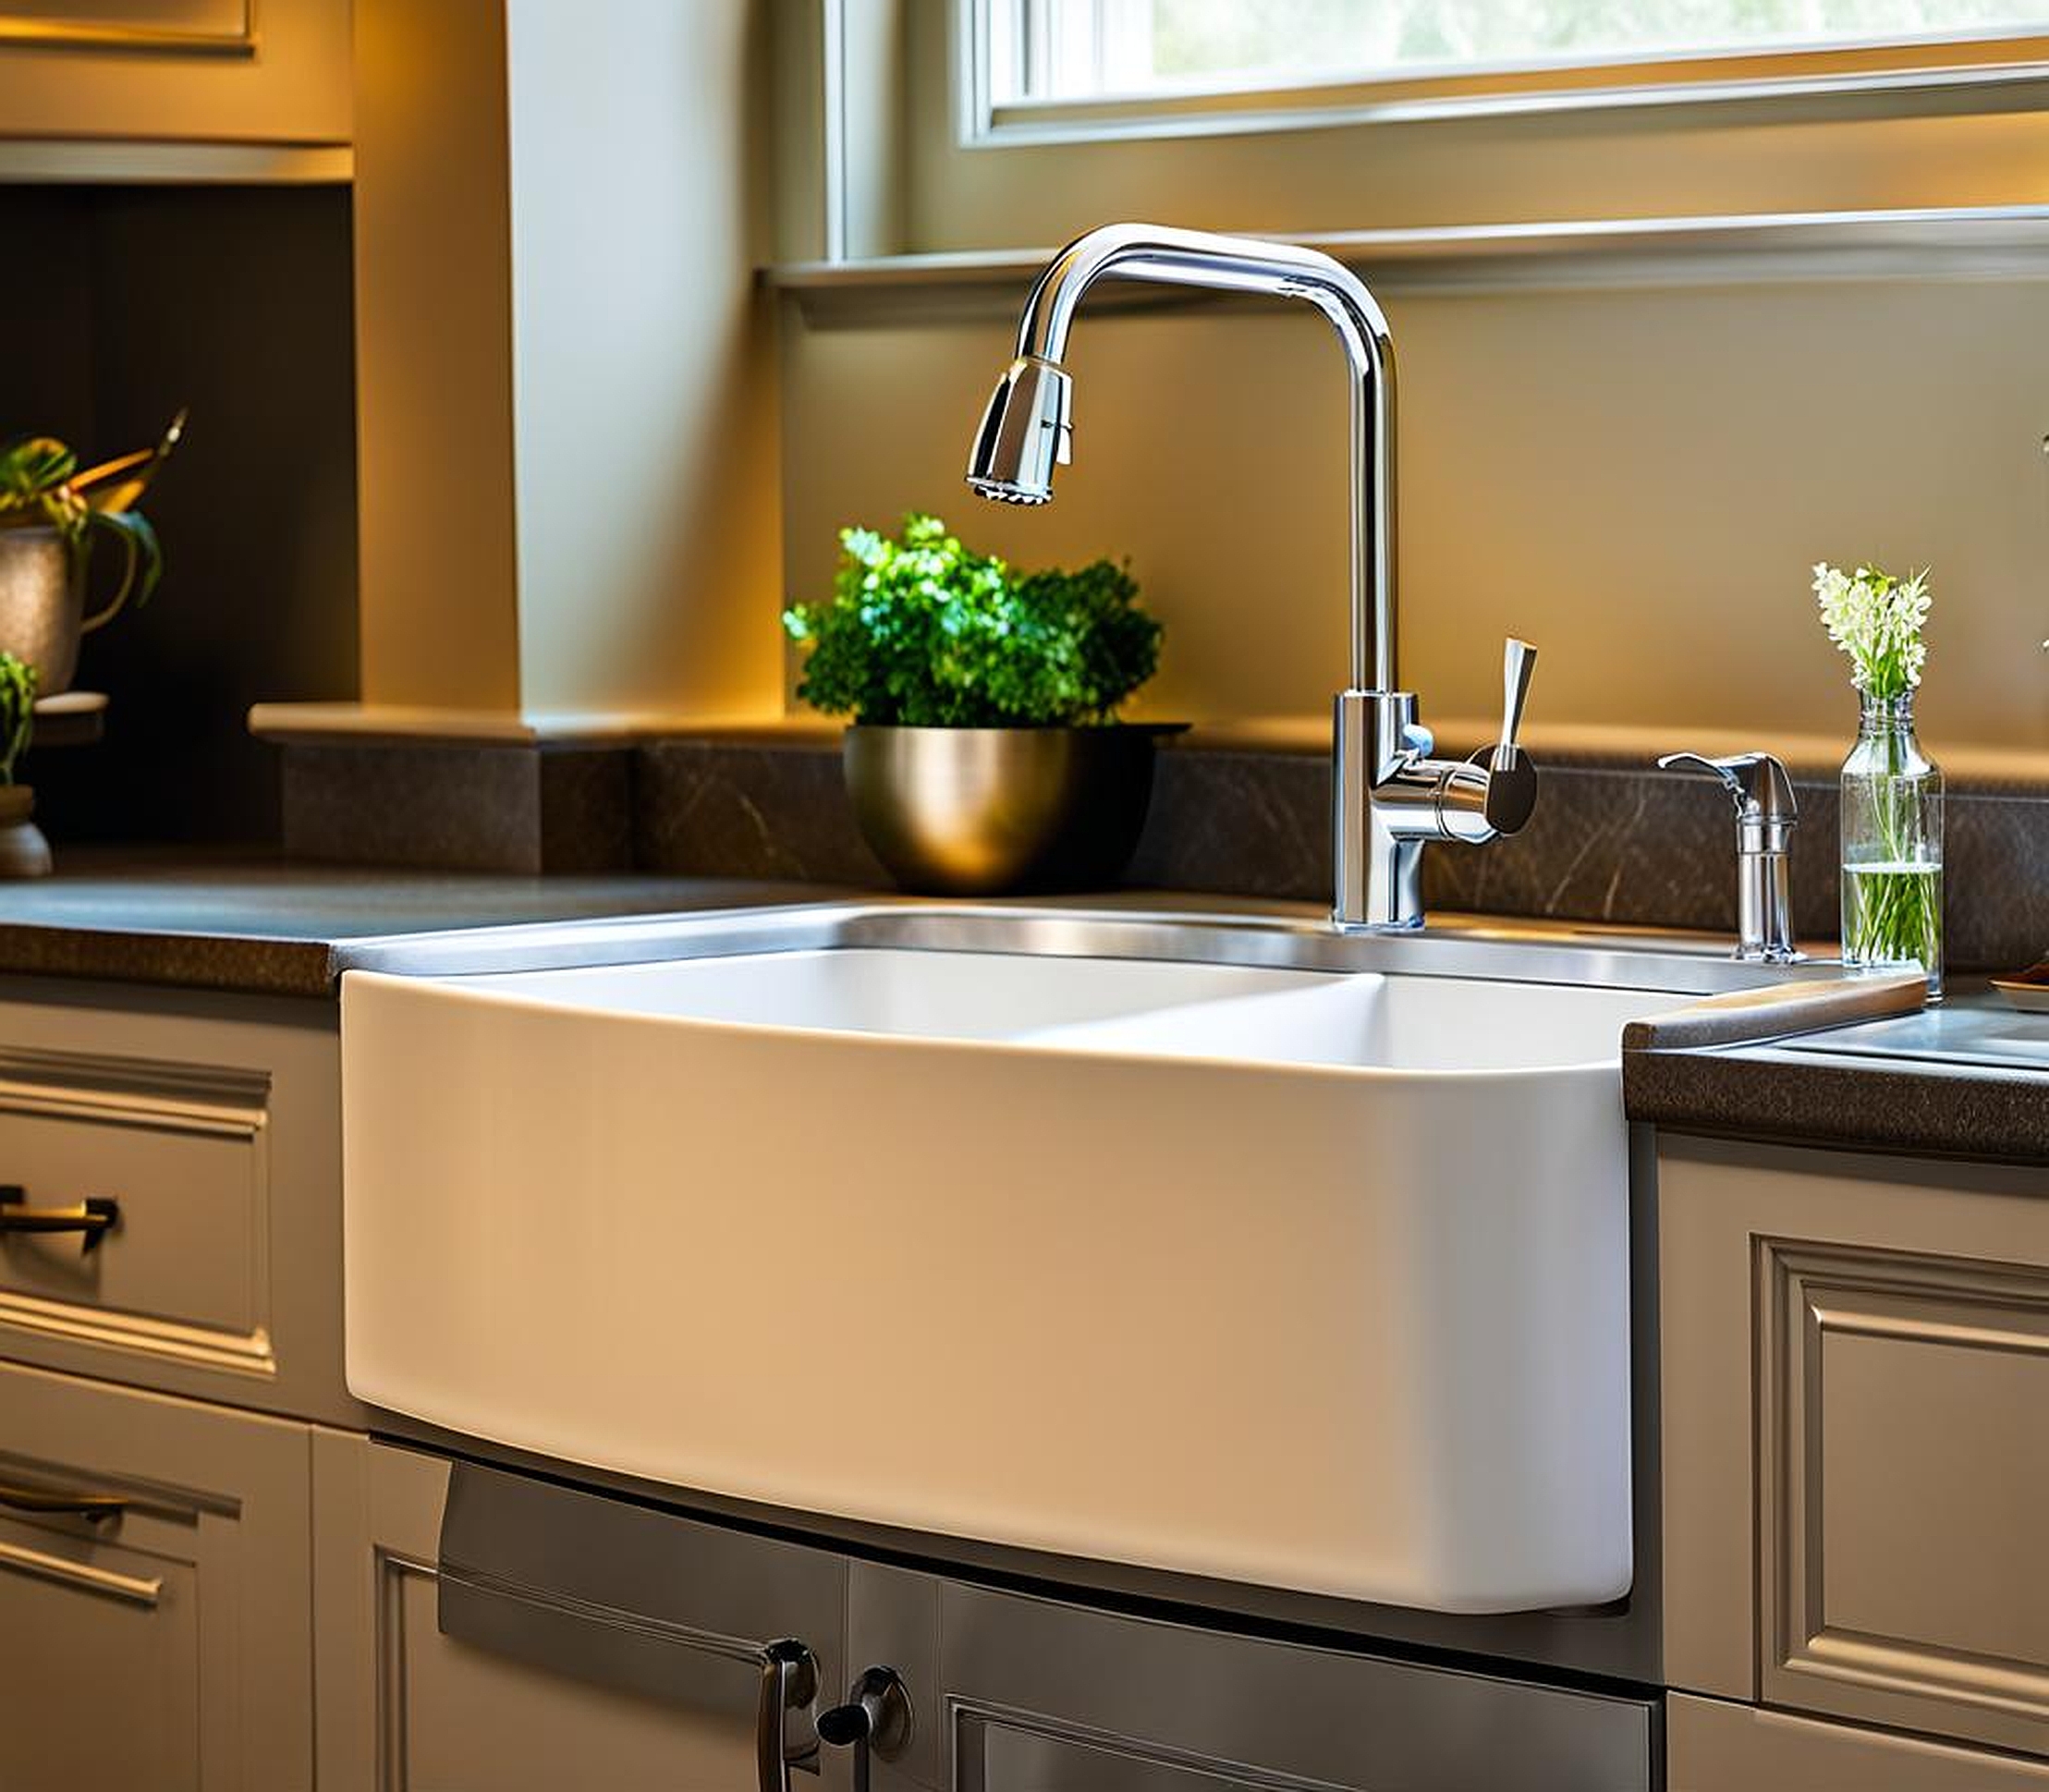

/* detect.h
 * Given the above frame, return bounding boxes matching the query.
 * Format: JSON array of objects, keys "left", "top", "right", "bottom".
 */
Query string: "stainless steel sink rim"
[{"left": 335, "top": 899, "right": 1839, "bottom": 998}]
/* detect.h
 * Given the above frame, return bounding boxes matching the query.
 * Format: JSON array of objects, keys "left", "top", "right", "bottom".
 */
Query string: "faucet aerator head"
[
  {"left": 965, "top": 478, "right": 1051, "bottom": 506},
  {"left": 965, "top": 355, "right": 1072, "bottom": 507}
]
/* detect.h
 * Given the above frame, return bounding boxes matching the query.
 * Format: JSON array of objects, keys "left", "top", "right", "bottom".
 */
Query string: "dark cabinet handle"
[
  {"left": 818, "top": 1666, "right": 913, "bottom": 1792},
  {"left": 757, "top": 1638, "right": 819, "bottom": 1792},
  {"left": 0, "top": 1189, "right": 119, "bottom": 1255},
  {"left": 0, "top": 1479, "right": 127, "bottom": 1521}
]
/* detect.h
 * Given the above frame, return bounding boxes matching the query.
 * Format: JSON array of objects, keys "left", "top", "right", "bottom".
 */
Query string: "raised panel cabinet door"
[
  {"left": 0, "top": 1356, "right": 313, "bottom": 1792},
  {"left": 313, "top": 1437, "right": 852, "bottom": 1792},
  {"left": 0, "top": 0, "right": 348, "bottom": 144},
  {"left": 0, "top": 979, "right": 355, "bottom": 1426},
  {"left": 1659, "top": 1136, "right": 2049, "bottom": 1758}
]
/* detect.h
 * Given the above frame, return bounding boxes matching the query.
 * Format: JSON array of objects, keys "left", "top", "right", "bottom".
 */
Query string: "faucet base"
[{"left": 1330, "top": 913, "right": 1426, "bottom": 936}]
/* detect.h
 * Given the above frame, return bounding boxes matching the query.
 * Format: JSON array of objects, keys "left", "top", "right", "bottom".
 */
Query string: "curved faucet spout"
[
  {"left": 967, "top": 222, "right": 1397, "bottom": 694},
  {"left": 967, "top": 221, "right": 1534, "bottom": 933}
]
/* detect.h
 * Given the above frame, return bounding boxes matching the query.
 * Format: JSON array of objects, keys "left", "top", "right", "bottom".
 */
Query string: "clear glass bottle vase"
[{"left": 1839, "top": 692, "right": 1943, "bottom": 997}]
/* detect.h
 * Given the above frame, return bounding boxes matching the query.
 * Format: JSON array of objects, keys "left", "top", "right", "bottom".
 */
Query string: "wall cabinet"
[
  {"left": 1659, "top": 1136, "right": 2049, "bottom": 1763},
  {"left": 0, "top": 0, "right": 348, "bottom": 148},
  {"left": 0, "top": 1355, "right": 313, "bottom": 1792}
]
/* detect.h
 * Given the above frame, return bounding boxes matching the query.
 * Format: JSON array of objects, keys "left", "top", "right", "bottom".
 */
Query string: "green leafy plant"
[
  {"left": 0, "top": 652, "right": 38, "bottom": 786},
  {"left": 0, "top": 411, "right": 182, "bottom": 615},
  {"left": 783, "top": 513, "right": 1162, "bottom": 727}
]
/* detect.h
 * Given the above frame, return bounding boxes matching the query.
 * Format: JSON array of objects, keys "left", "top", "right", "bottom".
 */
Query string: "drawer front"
[
  {"left": 0, "top": 1510, "right": 201, "bottom": 1791},
  {"left": 0, "top": 983, "right": 350, "bottom": 1423},
  {"left": 0, "top": 1356, "right": 312, "bottom": 1792},
  {"left": 0, "top": 1050, "right": 267, "bottom": 1353}
]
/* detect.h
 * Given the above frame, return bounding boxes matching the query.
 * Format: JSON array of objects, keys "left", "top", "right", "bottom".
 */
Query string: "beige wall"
[{"left": 779, "top": 270, "right": 2049, "bottom": 761}]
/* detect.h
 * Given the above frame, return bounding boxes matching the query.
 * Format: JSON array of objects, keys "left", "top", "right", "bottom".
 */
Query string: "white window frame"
[{"left": 958, "top": 0, "right": 2049, "bottom": 146}]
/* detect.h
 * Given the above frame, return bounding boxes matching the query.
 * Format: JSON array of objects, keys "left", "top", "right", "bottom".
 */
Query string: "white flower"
[{"left": 1813, "top": 562, "right": 1931, "bottom": 700}]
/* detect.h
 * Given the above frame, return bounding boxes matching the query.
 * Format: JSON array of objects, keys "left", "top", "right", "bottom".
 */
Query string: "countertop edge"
[
  {"left": 0, "top": 923, "right": 342, "bottom": 1001},
  {"left": 1624, "top": 1044, "right": 2049, "bottom": 1166}
]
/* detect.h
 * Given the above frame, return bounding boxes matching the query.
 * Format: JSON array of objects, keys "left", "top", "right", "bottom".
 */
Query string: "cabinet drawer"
[
  {"left": 0, "top": 982, "right": 349, "bottom": 1422},
  {"left": 0, "top": 1051, "right": 266, "bottom": 1348},
  {"left": 0, "top": 1356, "right": 312, "bottom": 1792}
]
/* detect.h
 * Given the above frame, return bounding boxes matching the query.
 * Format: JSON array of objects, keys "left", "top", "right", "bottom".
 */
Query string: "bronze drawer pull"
[
  {"left": 0, "top": 1189, "right": 119, "bottom": 1253},
  {"left": 0, "top": 1479, "right": 128, "bottom": 1521},
  {"left": 0, "top": 1540, "right": 159, "bottom": 1607},
  {"left": 757, "top": 1640, "right": 820, "bottom": 1792}
]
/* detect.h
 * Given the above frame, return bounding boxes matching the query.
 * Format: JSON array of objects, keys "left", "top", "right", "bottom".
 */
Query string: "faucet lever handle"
[
  {"left": 1494, "top": 638, "right": 1537, "bottom": 772},
  {"left": 1468, "top": 637, "right": 1538, "bottom": 835}
]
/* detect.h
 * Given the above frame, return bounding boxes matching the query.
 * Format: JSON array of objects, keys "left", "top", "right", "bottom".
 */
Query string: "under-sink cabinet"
[
  {"left": 1659, "top": 1135, "right": 2049, "bottom": 1773},
  {"left": 0, "top": 1355, "right": 314, "bottom": 1792},
  {"left": 311, "top": 1436, "right": 1661, "bottom": 1792}
]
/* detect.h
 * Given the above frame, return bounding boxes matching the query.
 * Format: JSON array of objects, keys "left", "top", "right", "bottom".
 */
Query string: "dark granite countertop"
[
  {"left": 1625, "top": 985, "right": 2049, "bottom": 1164},
  {"left": 0, "top": 849, "right": 849, "bottom": 999},
  {"left": 11, "top": 852, "right": 2044, "bottom": 1164}
]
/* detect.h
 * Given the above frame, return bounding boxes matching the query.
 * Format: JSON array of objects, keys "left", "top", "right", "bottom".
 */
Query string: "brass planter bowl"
[
  {"left": 0, "top": 522, "right": 140, "bottom": 696},
  {"left": 844, "top": 724, "right": 1177, "bottom": 896}
]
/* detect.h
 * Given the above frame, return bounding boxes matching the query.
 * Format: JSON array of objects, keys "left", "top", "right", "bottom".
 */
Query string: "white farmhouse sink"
[{"left": 341, "top": 908, "right": 1707, "bottom": 1614}]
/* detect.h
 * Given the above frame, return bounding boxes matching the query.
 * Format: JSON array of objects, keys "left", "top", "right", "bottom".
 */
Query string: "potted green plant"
[
  {"left": 0, "top": 410, "right": 180, "bottom": 695},
  {"left": 0, "top": 651, "right": 48, "bottom": 877},
  {"left": 783, "top": 512, "right": 1172, "bottom": 894}
]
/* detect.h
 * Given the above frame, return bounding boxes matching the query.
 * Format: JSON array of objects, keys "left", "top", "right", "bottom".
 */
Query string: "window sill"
[{"left": 765, "top": 204, "right": 2049, "bottom": 324}]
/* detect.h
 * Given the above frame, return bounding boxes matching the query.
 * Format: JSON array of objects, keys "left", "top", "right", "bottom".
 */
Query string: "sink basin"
[{"left": 340, "top": 906, "right": 1741, "bottom": 1614}]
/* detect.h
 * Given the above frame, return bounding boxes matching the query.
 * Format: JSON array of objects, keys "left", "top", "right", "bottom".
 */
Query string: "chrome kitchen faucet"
[{"left": 965, "top": 221, "right": 1538, "bottom": 930}]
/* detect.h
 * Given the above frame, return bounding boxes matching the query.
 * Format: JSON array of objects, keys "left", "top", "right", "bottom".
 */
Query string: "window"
[{"left": 975, "top": 0, "right": 2049, "bottom": 137}]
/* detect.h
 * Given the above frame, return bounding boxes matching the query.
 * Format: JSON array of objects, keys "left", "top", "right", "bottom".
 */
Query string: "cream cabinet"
[
  {"left": 0, "top": 1355, "right": 313, "bottom": 1792},
  {"left": 0, "top": 0, "right": 348, "bottom": 148},
  {"left": 0, "top": 979, "right": 345, "bottom": 1789},
  {"left": 311, "top": 1437, "right": 857, "bottom": 1792},
  {"left": 1660, "top": 1135, "right": 2049, "bottom": 1770},
  {"left": 0, "top": 977, "right": 356, "bottom": 1427}
]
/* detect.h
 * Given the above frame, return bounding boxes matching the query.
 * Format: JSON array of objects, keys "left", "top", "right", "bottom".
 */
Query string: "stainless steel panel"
[{"left": 938, "top": 1583, "right": 1655, "bottom": 1792}]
